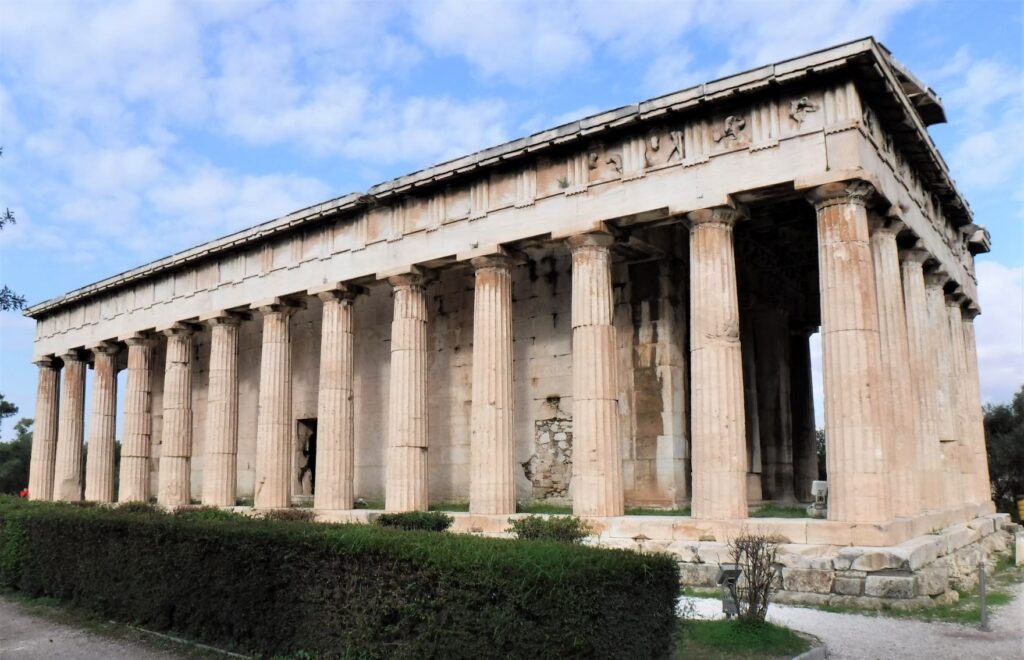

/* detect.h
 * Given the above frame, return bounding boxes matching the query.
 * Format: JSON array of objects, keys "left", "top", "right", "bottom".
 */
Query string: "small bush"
[
  {"left": 258, "top": 508, "right": 316, "bottom": 523},
  {"left": 117, "top": 502, "right": 162, "bottom": 515},
  {"left": 173, "top": 506, "right": 241, "bottom": 522},
  {"left": 728, "top": 528, "right": 786, "bottom": 623},
  {"left": 375, "top": 510, "right": 453, "bottom": 532},
  {"left": 507, "top": 515, "right": 592, "bottom": 544}
]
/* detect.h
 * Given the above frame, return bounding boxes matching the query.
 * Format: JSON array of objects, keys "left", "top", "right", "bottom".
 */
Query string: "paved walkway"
[
  {"left": 681, "top": 580, "right": 1024, "bottom": 659},
  {"left": 0, "top": 597, "right": 184, "bottom": 660}
]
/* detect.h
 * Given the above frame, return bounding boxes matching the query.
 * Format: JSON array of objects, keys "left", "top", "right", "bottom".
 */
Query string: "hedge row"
[{"left": 0, "top": 497, "right": 679, "bottom": 659}]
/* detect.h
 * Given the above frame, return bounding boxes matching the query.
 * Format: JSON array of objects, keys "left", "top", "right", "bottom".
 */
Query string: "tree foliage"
[
  {"left": 984, "top": 384, "right": 1024, "bottom": 519},
  {"left": 0, "top": 147, "right": 26, "bottom": 311},
  {"left": 0, "top": 418, "right": 32, "bottom": 494},
  {"left": 0, "top": 394, "right": 17, "bottom": 439}
]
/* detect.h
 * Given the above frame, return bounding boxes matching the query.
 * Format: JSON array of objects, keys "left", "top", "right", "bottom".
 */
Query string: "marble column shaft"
[
  {"left": 84, "top": 345, "right": 118, "bottom": 503},
  {"left": 686, "top": 207, "right": 748, "bottom": 520},
  {"left": 203, "top": 315, "right": 241, "bottom": 507},
  {"left": 158, "top": 326, "right": 196, "bottom": 507},
  {"left": 808, "top": 181, "right": 891, "bottom": 523},
  {"left": 924, "top": 272, "right": 963, "bottom": 508},
  {"left": 789, "top": 329, "right": 818, "bottom": 502},
  {"left": 118, "top": 337, "right": 154, "bottom": 503},
  {"left": 255, "top": 303, "right": 298, "bottom": 509},
  {"left": 568, "top": 233, "right": 624, "bottom": 517},
  {"left": 386, "top": 274, "right": 429, "bottom": 512},
  {"left": 53, "top": 352, "right": 86, "bottom": 502},
  {"left": 314, "top": 287, "right": 359, "bottom": 511},
  {"left": 469, "top": 256, "right": 516, "bottom": 515},
  {"left": 27, "top": 357, "right": 60, "bottom": 501},
  {"left": 961, "top": 313, "right": 992, "bottom": 504},
  {"left": 900, "top": 251, "right": 944, "bottom": 510},
  {"left": 947, "top": 298, "right": 974, "bottom": 503},
  {"left": 869, "top": 219, "right": 919, "bottom": 517},
  {"left": 753, "top": 307, "right": 794, "bottom": 501}
]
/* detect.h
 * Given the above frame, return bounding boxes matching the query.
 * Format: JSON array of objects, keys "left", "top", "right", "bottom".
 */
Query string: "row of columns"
[{"left": 26, "top": 181, "right": 990, "bottom": 522}]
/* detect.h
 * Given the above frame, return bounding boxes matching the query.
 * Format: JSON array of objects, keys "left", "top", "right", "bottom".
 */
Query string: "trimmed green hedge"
[
  {"left": 376, "top": 510, "right": 454, "bottom": 532},
  {"left": 0, "top": 497, "right": 679, "bottom": 658}
]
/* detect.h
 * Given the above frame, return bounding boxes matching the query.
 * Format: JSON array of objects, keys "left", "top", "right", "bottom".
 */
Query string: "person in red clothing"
[{"left": 18, "top": 488, "right": 28, "bottom": 498}]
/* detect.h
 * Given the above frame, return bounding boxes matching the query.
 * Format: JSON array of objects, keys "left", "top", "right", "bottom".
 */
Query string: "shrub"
[
  {"left": 258, "top": 508, "right": 316, "bottom": 523},
  {"left": 173, "top": 506, "right": 242, "bottom": 522},
  {"left": 117, "top": 501, "right": 162, "bottom": 515},
  {"left": 728, "top": 529, "right": 785, "bottom": 623},
  {"left": 375, "top": 510, "right": 453, "bottom": 532},
  {"left": 507, "top": 515, "right": 592, "bottom": 544},
  {"left": 0, "top": 496, "right": 679, "bottom": 659}
]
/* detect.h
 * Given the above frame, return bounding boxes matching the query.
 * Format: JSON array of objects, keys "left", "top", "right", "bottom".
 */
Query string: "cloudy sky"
[{"left": 0, "top": 0, "right": 1021, "bottom": 436}]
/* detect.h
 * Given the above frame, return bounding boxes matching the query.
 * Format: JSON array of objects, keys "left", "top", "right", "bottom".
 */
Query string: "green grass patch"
[
  {"left": 676, "top": 619, "right": 809, "bottom": 658},
  {"left": 517, "top": 501, "right": 573, "bottom": 514},
  {"left": 428, "top": 501, "right": 470, "bottom": 512},
  {"left": 625, "top": 506, "right": 692, "bottom": 516},
  {"left": 352, "top": 498, "right": 384, "bottom": 510},
  {"left": 749, "top": 504, "right": 808, "bottom": 518}
]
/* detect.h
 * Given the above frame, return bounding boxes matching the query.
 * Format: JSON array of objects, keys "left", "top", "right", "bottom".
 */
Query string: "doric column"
[
  {"left": 807, "top": 181, "right": 891, "bottom": 523},
  {"left": 118, "top": 335, "right": 155, "bottom": 503},
  {"left": 386, "top": 273, "right": 429, "bottom": 512},
  {"left": 202, "top": 312, "right": 244, "bottom": 507},
  {"left": 740, "top": 310, "right": 763, "bottom": 502},
  {"left": 789, "top": 328, "right": 818, "bottom": 502},
  {"left": 84, "top": 343, "right": 119, "bottom": 502},
  {"left": 924, "top": 270, "right": 962, "bottom": 508},
  {"left": 27, "top": 356, "right": 60, "bottom": 501},
  {"left": 52, "top": 351, "right": 86, "bottom": 502},
  {"left": 469, "top": 255, "right": 516, "bottom": 515},
  {"left": 311, "top": 285, "right": 362, "bottom": 510},
  {"left": 158, "top": 324, "right": 196, "bottom": 507},
  {"left": 900, "top": 249, "right": 943, "bottom": 510},
  {"left": 253, "top": 300, "right": 301, "bottom": 509},
  {"left": 947, "top": 293, "right": 973, "bottom": 505},
  {"left": 686, "top": 207, "right": 748, "bottom": 520},
  {"left": 753, "top": 307, "right": 795, "bottom": 502},
  {"left": 869, "top": 216, "right": 918, "bottom": 517},
  {"left": 961, "top": 307, "right": 992, "bottom": 504}
]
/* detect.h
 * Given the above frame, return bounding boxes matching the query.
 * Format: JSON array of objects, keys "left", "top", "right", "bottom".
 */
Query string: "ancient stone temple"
[{"left": 24, "top": 39, "right": 1012, "bottom": 604}]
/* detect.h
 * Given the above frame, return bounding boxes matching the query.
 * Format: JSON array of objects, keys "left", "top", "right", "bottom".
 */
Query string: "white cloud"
[{"left": 974, "top": 260, "right": 1024, "bottom": 405}]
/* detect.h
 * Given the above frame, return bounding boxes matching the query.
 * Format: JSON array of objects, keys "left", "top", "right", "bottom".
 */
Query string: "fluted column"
[
  {"left": 84, "top": 343, "right": 119, "bottom": 502},
  {"left": 27, "top": 356, "right": 60, "bottom": 501},
  {"left": 947, "top": 294, "right": 973, "bottom": 506},
  {"left": 869, "top": 216, "right": 918, "bottom": 517},
  {"left": 900, "top": 249, "right": 943, "bottom": 510},
  {"left": 386, "top": 273, "right": 429, "bottom": 512},
  {"left": 52, "top": 351, "right": 86, "bottom": 502},
  {"left": 686, "top": 207, "right": 748, "bottom": 520},
  {"left": 312, "top": 285, "right": 361, "bottom": 510},
  {"left": 202, "top": 313, "right": 243, "bottom": 507},
  {"left": 961, "top": 308, "right": 992, "bottom": 505},
  {"left": 807, "top": 181, "right": 891, "bottom": 523},
  {"left": 254, "top": 300, "right": 300, "bottom": 509},
  {"left": 158, "top": 325, "right": 195, "bottom": 507},
  {"left": 924, "top": 271, "right": 962, "bottom": 508},
  {"left": 118, "top": 335, "right": 155, "bottom": 502},
  {"left": 470, "top": 255, "right": 516, "bottom": 515},
  {"left": 790, "top": 328, "right": 817, "bottom": 502}
]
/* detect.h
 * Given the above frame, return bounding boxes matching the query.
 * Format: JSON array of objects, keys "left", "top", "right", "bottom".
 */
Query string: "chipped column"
[
  {"left": 869, "top": 215, "right": 919, "bottom": 517},
  {"left": 311, "top": 284, "right": 362, "bottom": 511},
  {"left": 27, "top": 356, "right": 60, "bottom": 501},
  {"left": 118, "top": 335, "right": 155, "bottom": 503},
  {"left": 686, "top": 206, "right": 748, "bottom": 520},
  {"left": 52, "top": 351, "right": 86, "bottom": 502},
  {"left": 946, "top": 292, "right": 975, "bottom": 504},
  {"left": 254, "top": 299, "right": 301, "bottom": 509},
  {"left": 568, "top": 232, "right": 624, "bottom": 517},
  {"left": 924, "top": 270, "right": 963, "bottom": 508},
  {"left": 202, "top": 312, "right": 244, "bottom": 507},
  {"left": 808, "top": 181, "right": 891, "bottom": 523},
  {"left": 900, "top": 248, "right": 944, "bottom": 511},
  {"left": 386, "top": 272, "right": 429, "bottom": 512},
  {"left": 84, "top": 343, "right": 119, "bottom": 503},
  {"left": 469, "top": 255, "right": 516, "bottom": 515},
  {"left": 158, "top": 324, "right": 196, "bottom": 507},
  {"left": 961, "top": 306, "right": 992, "bottom": 505}
]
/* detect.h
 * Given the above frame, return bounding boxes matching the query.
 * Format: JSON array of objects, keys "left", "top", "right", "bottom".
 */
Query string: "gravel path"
[
  {"left": 0, "top": 597, "right": 184, "bottom": 660},
  {"left": 681, "top": 580, "right": 1024, "bottom": 659}
]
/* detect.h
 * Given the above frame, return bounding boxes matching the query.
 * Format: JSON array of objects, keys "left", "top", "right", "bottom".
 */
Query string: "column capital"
[
  {"left": 251, "top": 297, "right": 305, "bottom": 315},
  {"left": 945, "top": 289, "right": 966, "bottom": 307},
  {"left": 121, "top": 332, "right": 156, "bottom": 347},
  {"left": 308, "top": 282, "right": 367, "bottom": 303},
  {"left": 806, "top": 178, "right": 877, "bottom": 210},
  {"left": 899, "top": 247, "right": 931, "bottom": 265},
  {"left": 33, "top": 354, "right": 59, "bottom": 369},
  {"left": 868, "top": 212, "right": 905, "bottom": 237},
  {"left": 88, "top": 341, "right": 121, "bottom": 358},
  {"left": 200, "top": 309, "right": 251, "bottom": 326},
  {"left": 159, "top": 321, "right": 201, "bottom": 337},
  {"left": 470, "top": 253, "right": 517, "bottom": 271},
  {"left": 565, "top": 230, "right": 615, "bottom": 251},
  {"left": 962, "top": 302, "right": 981, "bottom": 320},
  {"left": 922, "top": 268, "right": 950, "bottom": 288},
  {"left": 685, "top": 204, "right": 748, "bottom": 229},
  {"left": 60, "top": 349, "right": 87, "bottom": 364},
  {"left": 386, "top": 271, "right": 428, "bottom": 288}
]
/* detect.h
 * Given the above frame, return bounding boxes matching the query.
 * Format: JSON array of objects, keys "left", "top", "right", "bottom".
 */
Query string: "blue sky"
[{"left": 0, "top": 0, "right": 1021, "bottom": 437}]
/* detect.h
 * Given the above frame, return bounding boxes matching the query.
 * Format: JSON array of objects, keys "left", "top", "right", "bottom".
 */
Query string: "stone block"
[
  {"left": 850, "top": 522, "right": 900, "bottom": 546},
  {"left": 1017, "top": 532, "right": 1024, "bottom": 567},
  {"left": 891, "top": 535, "right": 944, "bottom": 570},
  {"left": 777, "top": 544, "right": 836, "bottom": 570},
  {"left": 833, "top": 576, "right": 864, "bottom": 596},
  {"left": 782, "top": 567, "right": 834, "bottom": 594},
  {"left": 916, "top": 565, "right": 948, "bottom": 597},
  {"left": 665, "top": 540, "right": 700, "bottom": 562},
  {"left": 773, "top": 591, "right": 831, "bottom": 607},
  {"left": 805, "top": 521, "right": 853, "bottom": 546},
  {"left": 966, "top": 517, "right": 995, "bottom": 535},
  {"left": 944, "top": 524, "right": 981, "bottom": 554},
  {"left": 864, "top": 574, "right": 916, "bottom": 599},
  {"left": 678, "top": 562, "right": 720, "bottom": 587},
  {"left": 850, "top": 548, "right": 904, "bottom": 572}
]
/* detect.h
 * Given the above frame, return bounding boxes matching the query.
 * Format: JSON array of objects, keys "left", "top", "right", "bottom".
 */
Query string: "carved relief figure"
[
  {"left": 788, "top": 96, "right": 819, "bottom": 124},
  {"left": 668, "top": 130, "right": 685, "bottom": 161},
  {"left": 714, "top": 115, "right": 746, "bottom": 143}
]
